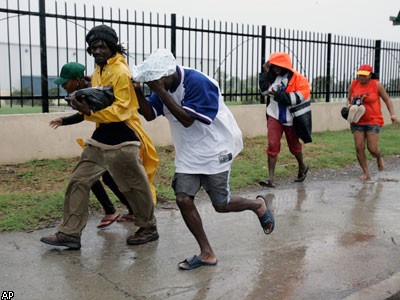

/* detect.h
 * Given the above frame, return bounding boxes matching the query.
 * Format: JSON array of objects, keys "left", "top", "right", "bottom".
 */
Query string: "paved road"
[{"left": 1, "top": 166, "right": 400, "bottom": 300}]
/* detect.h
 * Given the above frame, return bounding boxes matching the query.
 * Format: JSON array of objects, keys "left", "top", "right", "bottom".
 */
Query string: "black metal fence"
[{"left": 1, "top": 0, "right": 400, "bottom": 112}]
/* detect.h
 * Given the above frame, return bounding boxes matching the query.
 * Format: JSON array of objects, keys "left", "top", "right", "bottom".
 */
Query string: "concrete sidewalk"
[{"left": 1, "top": 167, "right": 400, "bottom": 300}]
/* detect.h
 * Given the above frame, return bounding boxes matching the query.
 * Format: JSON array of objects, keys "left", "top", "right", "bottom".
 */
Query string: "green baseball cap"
[{"left": 53, "top": 62, "right": 86, "bottom": 85}]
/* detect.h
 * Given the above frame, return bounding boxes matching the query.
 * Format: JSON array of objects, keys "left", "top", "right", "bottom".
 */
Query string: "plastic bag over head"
[{"left": 131, "top": 49, "right": 176, "bottom": 83}]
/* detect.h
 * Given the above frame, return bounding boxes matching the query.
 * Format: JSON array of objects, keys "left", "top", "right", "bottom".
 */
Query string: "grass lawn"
[{"left": 0, "top": 125, "right": 399, "bottom": 232}]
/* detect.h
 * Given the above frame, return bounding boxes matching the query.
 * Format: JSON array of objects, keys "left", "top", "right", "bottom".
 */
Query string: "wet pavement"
[{"left": 1, "top": 166, "right": 400, "bottom": 300}]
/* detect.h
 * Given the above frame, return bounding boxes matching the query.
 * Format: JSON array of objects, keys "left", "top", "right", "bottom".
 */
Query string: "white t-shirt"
[{"left": 148, "top": 66, "right": 243, "bottom": 174}]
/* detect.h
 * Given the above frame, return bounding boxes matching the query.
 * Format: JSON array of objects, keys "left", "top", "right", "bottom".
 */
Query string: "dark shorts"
[
  {"left": 350, "top": 124, "right": 381, "bottom": 134},
  {"left": 171, "top": 171, "right": 230, "bottom": 206}
]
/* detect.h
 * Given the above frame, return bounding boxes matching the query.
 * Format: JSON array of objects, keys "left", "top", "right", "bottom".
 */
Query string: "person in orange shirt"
[{"left": 347, "top": 64, "right": 400, "bottom": 181}]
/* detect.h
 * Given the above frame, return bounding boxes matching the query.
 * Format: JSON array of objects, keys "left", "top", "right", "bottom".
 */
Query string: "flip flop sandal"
[
  {"left": 259, "top": 180, "right": 275, "bottom": 188},
  {"left": 96, "top": 213, "right": 120, "bottom": 229},
  {"left": 178, "top": 255, "right": 218, "bottom": 270},
  {"left": 257, "top": 195, "right": 275, "bottom": 235},
  {"left": 294, "top": 166, "right": 309, "bottom": 182},
  {"left": 117, "top": 213, "right": 134, "bottom": 222}
]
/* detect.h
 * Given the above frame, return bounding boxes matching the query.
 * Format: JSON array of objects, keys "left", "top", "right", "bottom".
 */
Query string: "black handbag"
[
  {"left": 341, "top": 106, "right": 349, "bottom": 120},
  {"left": 74, "top": 86, "right": 114, "bottom": 112},
  {"left": 289, "top": 100, "right": 312, "bottom": 143}
]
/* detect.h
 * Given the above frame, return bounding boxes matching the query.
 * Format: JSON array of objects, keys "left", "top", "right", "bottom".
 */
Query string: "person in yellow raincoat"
[{"left": 41, "top": 25, "right": 159, "bottom": 249}]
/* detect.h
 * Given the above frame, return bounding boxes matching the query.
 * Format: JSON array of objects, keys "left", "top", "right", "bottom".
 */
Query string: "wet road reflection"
[
  {"left": 1, "top": 171, "right": 400, "bottom": 299},
  {"left": 339, "top": 182, "right": 382, "bottom": 246}
]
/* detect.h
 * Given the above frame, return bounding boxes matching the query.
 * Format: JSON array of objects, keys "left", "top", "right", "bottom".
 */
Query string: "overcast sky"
[{"left": 84, "top": 0, "right": 400, "bottom": 42}]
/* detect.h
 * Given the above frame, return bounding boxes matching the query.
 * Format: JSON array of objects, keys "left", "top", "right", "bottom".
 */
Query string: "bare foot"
[
  {"left": 256, "top": 195, "right": 274, "bottom": 234},
  {"left": 117, "top": 213, "right": 134, "bottom": 222},
  {"left": 96, "top": 211, "right": 120, "bottom": 229},
  {"left": 256, "top": 196, "right": 267, "bottom": 218},
  {"left": 359, "top": 174, "right": 371, "bottom": 181},
  {"left": 377, "top": 157, "right": 384, "bottom": 171}
]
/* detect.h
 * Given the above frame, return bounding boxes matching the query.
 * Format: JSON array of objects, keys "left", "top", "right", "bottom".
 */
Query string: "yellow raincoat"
[{"left": 84, "top": 53, "right": 159, "bottom": 203}]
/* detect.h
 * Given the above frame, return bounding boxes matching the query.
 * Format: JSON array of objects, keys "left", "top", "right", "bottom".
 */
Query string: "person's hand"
[
  {"left": 146, "top": 78, "right": 166, "bottom": 94},
  {"left": 267, "top": 88, "right": 276, "bottom": 96},
  {"left": 267, "top": 82, "right": 282, "bottom": 96},
  {"left": 131, "top": 80, "right": 141, "bottom": 90},
  {"left": 390, "top": 115, "right": 400, "bottom": 126},
  {"left": 71, "top": 96, "right": 91, "bottom": 116},
  {"left": 49, "top": 118, "right": 62, "bottom": 129},
  {"left": 263, "top": 61, "right": 271, "bottom": 73}
]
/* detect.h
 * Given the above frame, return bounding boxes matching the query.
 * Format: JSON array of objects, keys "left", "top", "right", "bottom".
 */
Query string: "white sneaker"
[
  {"left": 353, "top": 105, "right": 366, "bottom": 123},
  {"left": 347, "top": 105, "right": 358, "bottom": 123}
]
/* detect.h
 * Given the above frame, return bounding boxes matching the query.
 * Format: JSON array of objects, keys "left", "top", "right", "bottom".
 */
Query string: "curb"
[{"left": 343, "top": 272, "right": 400, "bottom": 300}]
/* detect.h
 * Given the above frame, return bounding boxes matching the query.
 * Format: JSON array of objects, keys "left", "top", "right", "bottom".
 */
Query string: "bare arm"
[
  {"left": 377, "top": 82, "right": 399, "bottom": 125},
  {"left": 133, "top": 82, "right": 155, "bottom": 121},
  {"left": 146, "top": 78, "right": 194, "bottom": 128},
  {"left": 347, "top": 84, "right": 352, "bottom": 104}
]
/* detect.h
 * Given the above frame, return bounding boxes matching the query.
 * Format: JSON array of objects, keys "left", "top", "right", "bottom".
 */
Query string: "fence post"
[
  {"left": 325, "top": 33, "right": 332, "bottom": 103},
  {"left": 171, "top": 14, "right": 176, "bottom": 58},
  {"left": 39, "top": 0, "right": 49, "bottom": 113},
  {"left": 260, "top": 25, "right": 266, "bottom": 104},
  {"left": 374, "top": 40, "right": 381, "bottom": 79}
]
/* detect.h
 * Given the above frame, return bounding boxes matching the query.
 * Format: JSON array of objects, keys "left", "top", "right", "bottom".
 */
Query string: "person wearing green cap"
[
  {"left": 50, "top": 62, "right": 134, "bottom": 229},
  {"left": 53, "top": 62, "right": 87, "bottom": 86}
]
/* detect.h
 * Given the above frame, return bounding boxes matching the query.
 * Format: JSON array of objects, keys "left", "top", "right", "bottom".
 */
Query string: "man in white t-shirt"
[{"left": 133, "top": 49, "right": 275, "bottom": 271}]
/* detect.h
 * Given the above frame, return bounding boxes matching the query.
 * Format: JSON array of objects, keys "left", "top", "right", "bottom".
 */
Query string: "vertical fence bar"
[
  {"left": 83, "top": 4, "right": 87, "bottom": 71},
  {"left": 212, "top": 20, "right": 216, "bottom": 77},
  {"left": 194, "top": 18, "right": 197, "bottom": 69},
  {"left": 171, "top": 13, "right": 176, "bottom": 58},
  {"left": 260, "top": 25, "right": 266, "bottom": 104},
  {"left": 141, "top": 11, "right": 145, "bottom": 61},
  {"left": 256, "top": 26, "right": 260, "bottom": 102},
  {"left": 180, "top": 16, "right": 185, "bottom": 65},
  {"left": 325, "top": 33, "right": 332, "bottom": 102},
  {"left": 229, "top": 22, "right": 233, "bottom": 99},
  {"left": 234, "top": 22, "right": 239, "bottom": 100},
  {"left": 207, "top": 19, "right": 210, "bottom": 75},
  {"left": 250, "top": 25, "right": 254, "bottom": 98},
  {"left": 64, "top": 2, "right": 68, "bottom": 62},
  {"left": 149, "top": 12, "right": 153, "bottom": 54},
  {"left": 134, "top": 10, "right": 137, "bottom": 63},
  {"left": 374, "top": 40, "right": 381, "bottom": 79},
  {"left": 164, "top": 14, "right": 167, "bottom": 49},
  {"left": 55, "top": 2, "right": 60, "bottom": 99},
  {"left": 28, "top": 0, "right": 34, "bottom": 104},
  {"left": 217, "top": 21, "right": 221, "bottom": 83},
  {"left": 157, "top": 12, "right": 161, "bottom": 51},
  {"left": 17, "top": 0, "right": 23, "bottom": 106},
  {"left": 39, "top": 0, "right": 49, "bottom": 112},
  {"left": 74, "top": 3, "right": 78, "bottom": 62},
  {"left": 126, "top": 9, "right": 129, "bottom": 65},
  {"left": 240, "top": 24, "right": 244, "bottom": 99},
  {"left": 188, "top": 18, "right": 192, "bottom": 67},
  {"left": 200, "top": 18, "right": 203, "bottom": 72},
  {"left": 6, "top": 0, "right": 13, "bottom": 106},
  {"left": 224, "top": 21, "right": 228, "bottom": 97}
]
